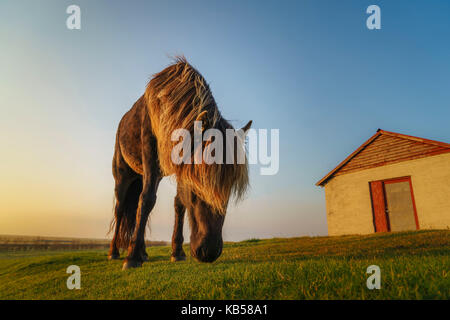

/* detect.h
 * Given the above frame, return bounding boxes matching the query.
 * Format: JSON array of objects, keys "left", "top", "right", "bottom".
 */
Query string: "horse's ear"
[
  {"left": 195, "top": 110, "right": 208, "bottom": 131},
  {"left": 196, "top": 110, "right": 208, "bottom": 123},
  {"left": 241, "top": 120, "right": 252, "bottom": 134}
]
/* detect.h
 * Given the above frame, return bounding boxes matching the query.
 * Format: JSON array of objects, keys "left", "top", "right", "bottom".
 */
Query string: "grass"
[{"left": 0, "top": 230, "right": 448, "bottom": 299}]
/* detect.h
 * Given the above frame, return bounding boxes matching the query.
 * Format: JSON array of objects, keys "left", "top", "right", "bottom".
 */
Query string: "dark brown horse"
[{"left": 108, "top": 58, "right": 252, "bottom": 269}]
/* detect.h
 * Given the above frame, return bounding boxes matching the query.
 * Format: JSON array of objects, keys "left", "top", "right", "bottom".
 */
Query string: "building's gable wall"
[
  {"left": 325, "top": 153, "right": 450, "bottom": 236},
  {"left": 336, "top": 134, "right": 450, "bottom": 177}
]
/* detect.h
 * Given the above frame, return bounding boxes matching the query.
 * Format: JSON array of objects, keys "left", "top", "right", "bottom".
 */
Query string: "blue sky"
[{"left": 1, "top": 0, "right": 449, "bottom": 240}]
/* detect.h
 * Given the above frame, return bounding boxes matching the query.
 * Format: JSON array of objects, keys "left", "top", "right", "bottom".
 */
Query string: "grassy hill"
[{"left": 0, "top": 230, "right": 448, "bottom": 299}]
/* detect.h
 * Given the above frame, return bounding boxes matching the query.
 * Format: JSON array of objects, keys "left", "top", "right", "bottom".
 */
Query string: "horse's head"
[
  {"left": 190, "top": 194, "right": 225, "bottom": 262},
  {"left": 175, "top": 185, "right": 224, "bottom": 262},
  {"left": 178, "top": 120, "right": 252, "bottom": 263}
]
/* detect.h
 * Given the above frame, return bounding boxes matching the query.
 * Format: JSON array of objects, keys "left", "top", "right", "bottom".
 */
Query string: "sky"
[{"left": 0, "top": 0, "right": 449, "bottom": 241}]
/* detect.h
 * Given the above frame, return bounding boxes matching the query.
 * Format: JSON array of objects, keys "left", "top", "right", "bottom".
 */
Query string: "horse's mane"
[{"left": 144, "top": 57, "right": 249, "bottom": 213}]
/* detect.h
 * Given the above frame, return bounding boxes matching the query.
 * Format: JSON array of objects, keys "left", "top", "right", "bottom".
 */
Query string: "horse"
[{"left": 108, "top": 57, "right": 252, "bottom": 269}]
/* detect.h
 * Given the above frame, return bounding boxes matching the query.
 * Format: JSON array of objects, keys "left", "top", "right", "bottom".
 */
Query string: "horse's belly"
[
  {"left": 121, "top": 143, "right": 143, "bottom": 175},
  {"left": 118, "top": 101, "right": 145, "bottom": 175}
]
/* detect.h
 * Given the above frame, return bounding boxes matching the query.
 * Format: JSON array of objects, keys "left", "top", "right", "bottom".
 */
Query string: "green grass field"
[{"left": 0, "top": 230, "right": 448, "bottom": 300}]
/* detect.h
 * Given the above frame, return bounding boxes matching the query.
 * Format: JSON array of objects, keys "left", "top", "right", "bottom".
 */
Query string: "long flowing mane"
[{"left": 144, "top": 57, "right": 249, "bottom": 213}]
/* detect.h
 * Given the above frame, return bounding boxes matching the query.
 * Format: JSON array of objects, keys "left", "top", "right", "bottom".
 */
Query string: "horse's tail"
[{"left": 109, "top": 178, "right": 143, "bottom": 249}]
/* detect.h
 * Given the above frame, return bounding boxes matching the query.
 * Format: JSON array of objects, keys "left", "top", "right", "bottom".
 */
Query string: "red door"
[
  {"left": 370, "top": 181, "right": 389, "bottom": 232},
  {"left": 370, "top": 177, "right": 420, "bottom": 233}
]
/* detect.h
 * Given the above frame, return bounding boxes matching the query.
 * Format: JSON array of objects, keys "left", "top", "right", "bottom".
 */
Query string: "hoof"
[
  {"left": 142, "top": 254, "right": 149, "bottom": 262},
  {"left": 122, "top": 259, "right": 142, "bottom": 270},
  {"left": 108, "top": 253, "right": 120, "bottom": 260},
  {"left": 171, "top": 255, "right": 187, "bottom": 262}
]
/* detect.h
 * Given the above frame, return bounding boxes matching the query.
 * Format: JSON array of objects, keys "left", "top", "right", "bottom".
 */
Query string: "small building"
[{"left": 316, "top": 129, "right": 450, "bottom": 236}]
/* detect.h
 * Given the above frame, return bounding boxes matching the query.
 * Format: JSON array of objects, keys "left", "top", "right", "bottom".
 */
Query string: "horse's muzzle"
[{"left": 191, "top": 238, "right": 223, "bottom": 263}]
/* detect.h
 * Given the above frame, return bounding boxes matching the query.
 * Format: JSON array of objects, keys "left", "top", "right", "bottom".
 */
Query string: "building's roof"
[{"left": 316, "top": 129, "right": 450, "bottom": 187}]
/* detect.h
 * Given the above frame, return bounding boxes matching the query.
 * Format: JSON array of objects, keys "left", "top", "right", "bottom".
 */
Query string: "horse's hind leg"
[
  {"left": 108, "top": 178, "right": 130, "bottom": 260},
  {"left": 171, "top": 194, "right": 186, "bottom": 262},
  {"left": 108, "top": 177, "right": 139, "bottom": 260},
  {"left": 108, "top": 141, "right": 138, "bottom": 260},
  {"left": 108, "top": 198, "right": 124, "bottom": 260}
]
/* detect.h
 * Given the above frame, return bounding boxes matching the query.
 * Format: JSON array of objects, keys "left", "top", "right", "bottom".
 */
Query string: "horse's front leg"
[
  {"left": 171, "top": 195, "right": 186, "bottom": 262},
  {"left": 121, "top": 112, "right": 160, "bottom": 270},
  {"left": 122, "top": 176, "right": 159, "bottom": 269}
]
